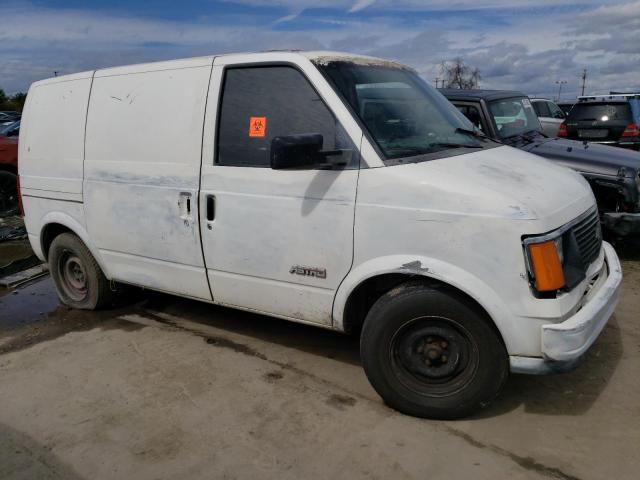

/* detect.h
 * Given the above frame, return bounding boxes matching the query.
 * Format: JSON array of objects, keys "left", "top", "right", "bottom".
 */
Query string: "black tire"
[
  {"left": 360, "top": 281, "right": 508, "bottom": 419},
  {"left": 0, "top": 170, "right": 19, "bottom": 217},
  {"left": 49, "top": 233, "right": 115, "bottom": 310}
]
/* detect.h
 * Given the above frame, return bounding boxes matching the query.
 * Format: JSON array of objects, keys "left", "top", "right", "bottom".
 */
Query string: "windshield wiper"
[
  {"left": 456, "top": 127, "right": 487, "bottom": 138},
  {"left": 429, "top": 142, "right": 482, "bottom": 149}
]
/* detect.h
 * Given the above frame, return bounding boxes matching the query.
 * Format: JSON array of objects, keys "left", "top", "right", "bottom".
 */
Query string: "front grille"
[{"left": 570, "top": 209, "right": 602, "bottom": 267}]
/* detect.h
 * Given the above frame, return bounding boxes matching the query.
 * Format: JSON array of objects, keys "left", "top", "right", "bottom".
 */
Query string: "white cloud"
[
  {"left": 0, "top": 0, "right": 638, "bottom": 98},
  {"left": 348, "top": 0, "right": 376, "bottom": 13}
]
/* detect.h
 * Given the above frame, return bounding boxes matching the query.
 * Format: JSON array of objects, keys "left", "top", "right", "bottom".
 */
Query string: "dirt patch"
[
  {"left": 326, "top": 394, "right": 357, "bottom": 410},
  {"left": 263, "top": 371, "right": 284, "bottom": 382}
]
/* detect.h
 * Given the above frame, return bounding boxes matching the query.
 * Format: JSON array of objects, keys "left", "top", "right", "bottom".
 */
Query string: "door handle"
[
  {"left": 206, "top": 195, "right": 215, "bottom": 222},
  {"left": 178, "top": 192, "right": 192, "bottom": 221}
]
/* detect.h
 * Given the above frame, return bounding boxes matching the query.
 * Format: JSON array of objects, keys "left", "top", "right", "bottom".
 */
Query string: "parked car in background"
[
  {"left": 0, "top": 120, "right": 20, "bottom": 136},
  {"left": 557, "top": 101, "right": 576, "bottom": 116},
  {"left": 0, "top": 111, "right": 21, "bottom": 126},
  {"left": 442, "top": 88, "right": 640, "bottom": 236},
  {"left": 19, "top": 52, "right": 620, "bottom": 419},
  {"left": 560, "top": 94, "right": 640, "bottom": 150},
  {"left": 0, "top": 120, "right": 19, "bottom": 216},
  {"left": 530, "top": 98, "right": 565, "bottom": 137}
]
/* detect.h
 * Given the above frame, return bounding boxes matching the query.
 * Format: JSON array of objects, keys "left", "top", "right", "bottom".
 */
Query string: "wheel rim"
[
  {"left": 390, "top": 316, "right": 479, "bottom": 397},
  {"left": 0, "top": 172, "right": 18, "bottom": 215},
  {"left": 59, "top": 250, "right": 88, "bottom": 301}
]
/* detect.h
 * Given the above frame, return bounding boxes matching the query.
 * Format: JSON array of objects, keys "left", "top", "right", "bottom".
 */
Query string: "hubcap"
[
  {"left": 59, "top": 251, "right": 88, "bottom": 301},
  {"left": 390, "top": 317, "right": 478, "bottom": 396}
]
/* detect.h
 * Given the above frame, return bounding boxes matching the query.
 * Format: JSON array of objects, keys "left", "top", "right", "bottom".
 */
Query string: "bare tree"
[{"left": 439, "top": 58, "right": 481, "bottom": 89}]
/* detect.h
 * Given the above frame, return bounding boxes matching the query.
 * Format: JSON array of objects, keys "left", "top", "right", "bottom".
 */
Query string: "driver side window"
[{"left": 216, "top": 66, "right": 356, "bottom": 168}]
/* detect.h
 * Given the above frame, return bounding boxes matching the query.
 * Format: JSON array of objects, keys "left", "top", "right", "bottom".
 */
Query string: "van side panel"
[
  {"left": 19, "top": 73, "right": 93, "bottom": 202},
  {"left": 83, "top": 61, "right": 213, "bottom": 300}
]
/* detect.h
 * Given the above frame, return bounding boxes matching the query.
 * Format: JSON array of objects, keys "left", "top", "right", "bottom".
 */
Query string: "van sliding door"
[{"left": 84, "top": 58, "right": 214, "bottom": 300}]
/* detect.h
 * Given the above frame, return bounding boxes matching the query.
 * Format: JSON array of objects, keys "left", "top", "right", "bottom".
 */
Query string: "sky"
[{"left": 1, "top": 0, "right": 638, "bottom": 98}]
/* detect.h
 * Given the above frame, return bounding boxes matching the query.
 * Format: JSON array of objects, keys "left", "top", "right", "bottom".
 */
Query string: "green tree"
[
  {"left": 0, "top": 88, "right": 27, "bottom": 112},
  {"left": 10, "top": 92, "right": 27, "bottom": 111}
]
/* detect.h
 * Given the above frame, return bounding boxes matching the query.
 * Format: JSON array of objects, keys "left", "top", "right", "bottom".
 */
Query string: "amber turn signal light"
[{"left": 528, "top": 240, "right": 565, "bottom": 292}]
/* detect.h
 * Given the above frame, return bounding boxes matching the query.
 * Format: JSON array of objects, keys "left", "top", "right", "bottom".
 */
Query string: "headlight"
[{"left": 524, "top": 236, "right": 566, "bottom": 292}]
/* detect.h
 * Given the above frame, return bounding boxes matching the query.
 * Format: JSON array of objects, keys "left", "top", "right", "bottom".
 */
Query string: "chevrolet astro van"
[{"left": 19, "top": 52, "right": 622, "bottom": 419}]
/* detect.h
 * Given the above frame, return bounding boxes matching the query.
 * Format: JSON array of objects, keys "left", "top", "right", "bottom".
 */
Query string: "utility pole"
[
  {"left": 555, "top": 80, "right": 567, "bottom": 101},
  {"left": 434, "top": 77, "right": 440, "bottom": 88},
  {"left": 581, "top": 69, "right": 587, "bottom": 96}
]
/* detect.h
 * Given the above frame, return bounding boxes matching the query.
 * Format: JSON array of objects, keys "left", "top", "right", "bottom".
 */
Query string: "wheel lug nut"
[
  {"left": 442, "top": 355, "right": 448, "bottom": 363},
  {"left": 441, "top": 341, "right": 448, "bottom": 349},
  {"left": 425, "top": 359, "right": 431, "bottom": 366}
]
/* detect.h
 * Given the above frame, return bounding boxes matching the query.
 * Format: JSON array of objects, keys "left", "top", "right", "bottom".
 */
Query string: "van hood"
[
  {"left": 376, "top": 145, "right": 594, "bottom": 224},
  {"left": 521, "top": 137, "right": 640, "bottom": 177}
]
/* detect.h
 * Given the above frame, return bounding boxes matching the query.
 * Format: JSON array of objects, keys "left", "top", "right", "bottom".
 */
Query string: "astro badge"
[{"left": 249, "top": 116, "right": 267, "bottom": 137}]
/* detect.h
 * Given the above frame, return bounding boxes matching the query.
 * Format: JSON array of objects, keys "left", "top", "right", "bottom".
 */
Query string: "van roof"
[{"left": 30, "top": 51, "right": 406, "bottom": 88}]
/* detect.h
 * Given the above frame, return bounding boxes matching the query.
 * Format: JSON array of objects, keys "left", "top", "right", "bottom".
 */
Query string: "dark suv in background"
[{"left": 560, "top": 94, "right": 640, "bottom": 150}]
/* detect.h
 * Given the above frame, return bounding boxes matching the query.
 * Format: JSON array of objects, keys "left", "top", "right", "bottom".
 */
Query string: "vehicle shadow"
[
  {"left": 139, "top": 289, "right": 363, "bottom": 367},
  {"left": 474, "top": 314, "right": 623, "bottom": 418},
  {"left": 139, "top": 288, "right": 623, "bottom": 419},
  {"left": 0, "top": 423, "right": 84, "bottom": 480}
]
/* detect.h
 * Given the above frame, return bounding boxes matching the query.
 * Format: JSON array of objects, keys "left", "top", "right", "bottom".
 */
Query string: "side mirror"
[{"left": 270, "top": 134, "right": 323, "bottom": 170}]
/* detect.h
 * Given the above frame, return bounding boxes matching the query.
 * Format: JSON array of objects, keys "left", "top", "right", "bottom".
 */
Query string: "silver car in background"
[{"left": 531, "top": 98, "right": 566, "bottom": 137}]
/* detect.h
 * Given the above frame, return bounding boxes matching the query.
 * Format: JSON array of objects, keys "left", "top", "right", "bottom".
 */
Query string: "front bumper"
[
  {"left": 583, "top": 139, "right": 640, "bottom": 150},
  {"left": 510, "top": 242, "right": 622, "bottom": 374},
  {"left": 603, "top": 211, "right": 640, "bottom": 236}
]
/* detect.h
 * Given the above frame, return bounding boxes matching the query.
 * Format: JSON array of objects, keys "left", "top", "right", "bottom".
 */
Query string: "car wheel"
[
  {"left": 49, "top": 233, "right": 115, "bottom": 309},
  {"left": 0, "top": 170, "right": 19, "bottom": 217},
  {"left": 360, "top": 281, "right": 508, "bottom": 419}
]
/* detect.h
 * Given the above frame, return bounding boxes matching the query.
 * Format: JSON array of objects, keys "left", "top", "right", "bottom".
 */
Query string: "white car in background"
[{"left": 530, "top": 98, "right": 566, "bottom": 137}]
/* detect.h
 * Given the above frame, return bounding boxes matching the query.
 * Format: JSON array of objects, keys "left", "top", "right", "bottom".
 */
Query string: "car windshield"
[
  {"left": 488, "top": 97, "right": 542, "bottom": 140},
  {"left": 568, "top": 102, "right": 632, "bottom": 123},
  {"left": 316, "top": 60, "right": 497, "bottom": 163}
]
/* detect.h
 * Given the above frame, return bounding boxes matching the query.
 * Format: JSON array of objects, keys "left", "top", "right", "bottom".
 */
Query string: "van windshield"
[
  {"left": 488, "top": 97, "right": 542, "bottom": 140},
  {"left": 316, "top": 60, "right": 498, "bottom": 163}
]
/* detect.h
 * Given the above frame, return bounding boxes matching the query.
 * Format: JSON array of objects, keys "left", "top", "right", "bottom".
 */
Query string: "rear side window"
[
  {"left": 217, "top": 66, "right": 354, "bottom": 168},
  {"left": 547, "top": 102, "right": 565, "bottom": 119},
  {"left": 569, "top": 103, "right": 632, "bottom": 123}
]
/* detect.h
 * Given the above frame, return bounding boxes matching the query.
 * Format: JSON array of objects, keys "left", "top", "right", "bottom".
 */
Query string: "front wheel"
[{"left": 360, "top": 282, "right": 508, "bottom": 419}]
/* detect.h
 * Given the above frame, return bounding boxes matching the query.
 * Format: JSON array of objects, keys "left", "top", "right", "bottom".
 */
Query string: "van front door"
[{"left": 199, "top": 59, "right": 363, "bottom": 325}]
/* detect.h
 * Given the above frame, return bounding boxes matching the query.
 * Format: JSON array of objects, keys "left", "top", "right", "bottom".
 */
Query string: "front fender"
[{"left": 333, "top": 255, "right": 518, "bottom": 352}]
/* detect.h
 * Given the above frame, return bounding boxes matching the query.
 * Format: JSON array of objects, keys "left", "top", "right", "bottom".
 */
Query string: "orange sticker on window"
[{"left": 249, "top": 116, "right": 267, "bottom": 137}]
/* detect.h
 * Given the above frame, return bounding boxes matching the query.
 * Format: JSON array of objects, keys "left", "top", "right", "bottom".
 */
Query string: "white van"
[{"left": 19, "top": 51, "right": 622, "bottom": 419}]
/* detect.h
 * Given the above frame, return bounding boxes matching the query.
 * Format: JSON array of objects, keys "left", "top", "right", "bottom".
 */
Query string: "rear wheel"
[
  {"left": 0, "top": 170, "right": 18, "bottom": 217},
  {"left": 49, "top": 233, "right": 115, "bottom": 309},
  {"left": 360, "top": 282, "right": 508, "bottom": 419}
]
